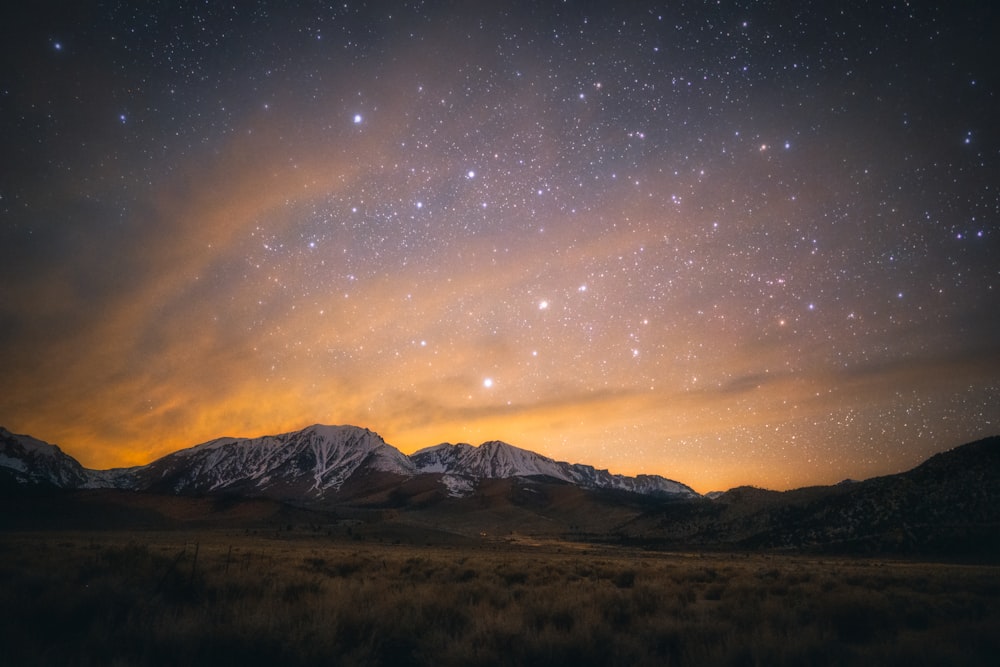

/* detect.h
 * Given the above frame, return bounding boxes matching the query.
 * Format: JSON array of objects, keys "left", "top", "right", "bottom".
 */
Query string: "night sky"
[{"left": 2, "top": 1, "right": 998, "bottom": 492}]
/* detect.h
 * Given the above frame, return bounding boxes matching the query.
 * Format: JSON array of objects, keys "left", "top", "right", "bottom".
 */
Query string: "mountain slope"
[{"left": 619, "top": 436, "right": 1000, "bottom": 556}]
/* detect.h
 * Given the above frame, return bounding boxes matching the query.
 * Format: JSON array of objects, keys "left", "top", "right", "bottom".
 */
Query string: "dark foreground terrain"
[{"left": 2, "top": 530, "right": 999, "bottom": 666}]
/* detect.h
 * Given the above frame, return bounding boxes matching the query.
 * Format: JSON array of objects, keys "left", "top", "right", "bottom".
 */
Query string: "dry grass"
[{"left": 1, "top": 531, "right": 998, "bottom": 666}]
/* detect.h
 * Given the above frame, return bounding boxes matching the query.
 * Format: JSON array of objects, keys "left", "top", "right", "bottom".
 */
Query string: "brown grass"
[{"left": 1, "top": 531, "right": 998, "bottom": 666}]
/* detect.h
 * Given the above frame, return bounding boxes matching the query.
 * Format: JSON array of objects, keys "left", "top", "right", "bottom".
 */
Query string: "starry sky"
[{"left": 1, "top": 1, "right": 998, "bottom": 492}]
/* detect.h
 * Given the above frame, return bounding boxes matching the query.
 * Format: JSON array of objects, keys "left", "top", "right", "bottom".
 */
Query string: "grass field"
[{"left": 2, "top": 531, "right": 998, "bottom": 666}]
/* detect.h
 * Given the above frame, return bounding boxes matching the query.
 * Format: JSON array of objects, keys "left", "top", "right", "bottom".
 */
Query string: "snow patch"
[
  {"left": 0, "top": 453, "right": 28, "bottom": 473},
  {"left": 441, "top": 474, "right": 476, "bottom": 498}
]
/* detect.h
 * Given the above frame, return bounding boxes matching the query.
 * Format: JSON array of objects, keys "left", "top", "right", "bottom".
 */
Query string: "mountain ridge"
[
  {"left": 615, "top": 435, "right": 1000, "bottom": 556},
  {"left": 0, "top": 424, "right": 696, "bottom": 500}
]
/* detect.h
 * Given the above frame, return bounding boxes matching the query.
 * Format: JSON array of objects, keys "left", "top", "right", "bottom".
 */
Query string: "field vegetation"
[{"left": 1, "top": 531, "right": 998, "bottom": 666}]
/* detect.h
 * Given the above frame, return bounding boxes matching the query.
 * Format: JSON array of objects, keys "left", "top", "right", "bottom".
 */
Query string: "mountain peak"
[
  {"left": 302, "top": 423, "right": 373, "bottom": 437},
  {"left": 410, "top": 439, "right": 699, "bottom": 498},
  {"left": 0, "top": 427, "right": 90, "bottom": 487},
  {"left": 411, "top": 440, "right": 567, "bottom": 481}
]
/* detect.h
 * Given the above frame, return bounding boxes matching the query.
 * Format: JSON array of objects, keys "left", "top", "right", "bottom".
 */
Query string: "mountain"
[
  {"left": 0, "top": 427, "right": 93, "bottom": 489},
  {"left": 617, "top": 436, "right": 1000, "bottom": 557},
  {"left": 411, "top": 440, "right": 698, "bottom": 498},
  {"left": 0, "top": 424, "right": 693, "bottom": 501},
  {"left": 117, "top": 425, "right": 416, "bottom": 499},
  {"left": 6, "top": 425, "right": 997, "bottom": 557}
]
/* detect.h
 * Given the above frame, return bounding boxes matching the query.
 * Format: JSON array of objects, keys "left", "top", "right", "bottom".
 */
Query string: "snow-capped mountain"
[
  {"left": 0, "top": 426, "right": 91, "bottom": 488},
  {"left": 1, "top": 424, "right": 696, "bottom": 501},
  {"left": 412, "top": 440, "right": 699, "bottom": 498},
  {"left": 413, "top": 441, "right": 572, "bottom": 479},
  {"left": 124, "top": 424, "right": 417, "bottom": 498}
]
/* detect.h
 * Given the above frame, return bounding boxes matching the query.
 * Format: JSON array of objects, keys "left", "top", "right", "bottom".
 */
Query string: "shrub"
[{"left": 1, "top": 534, "right": 999, "bottom": 666}]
